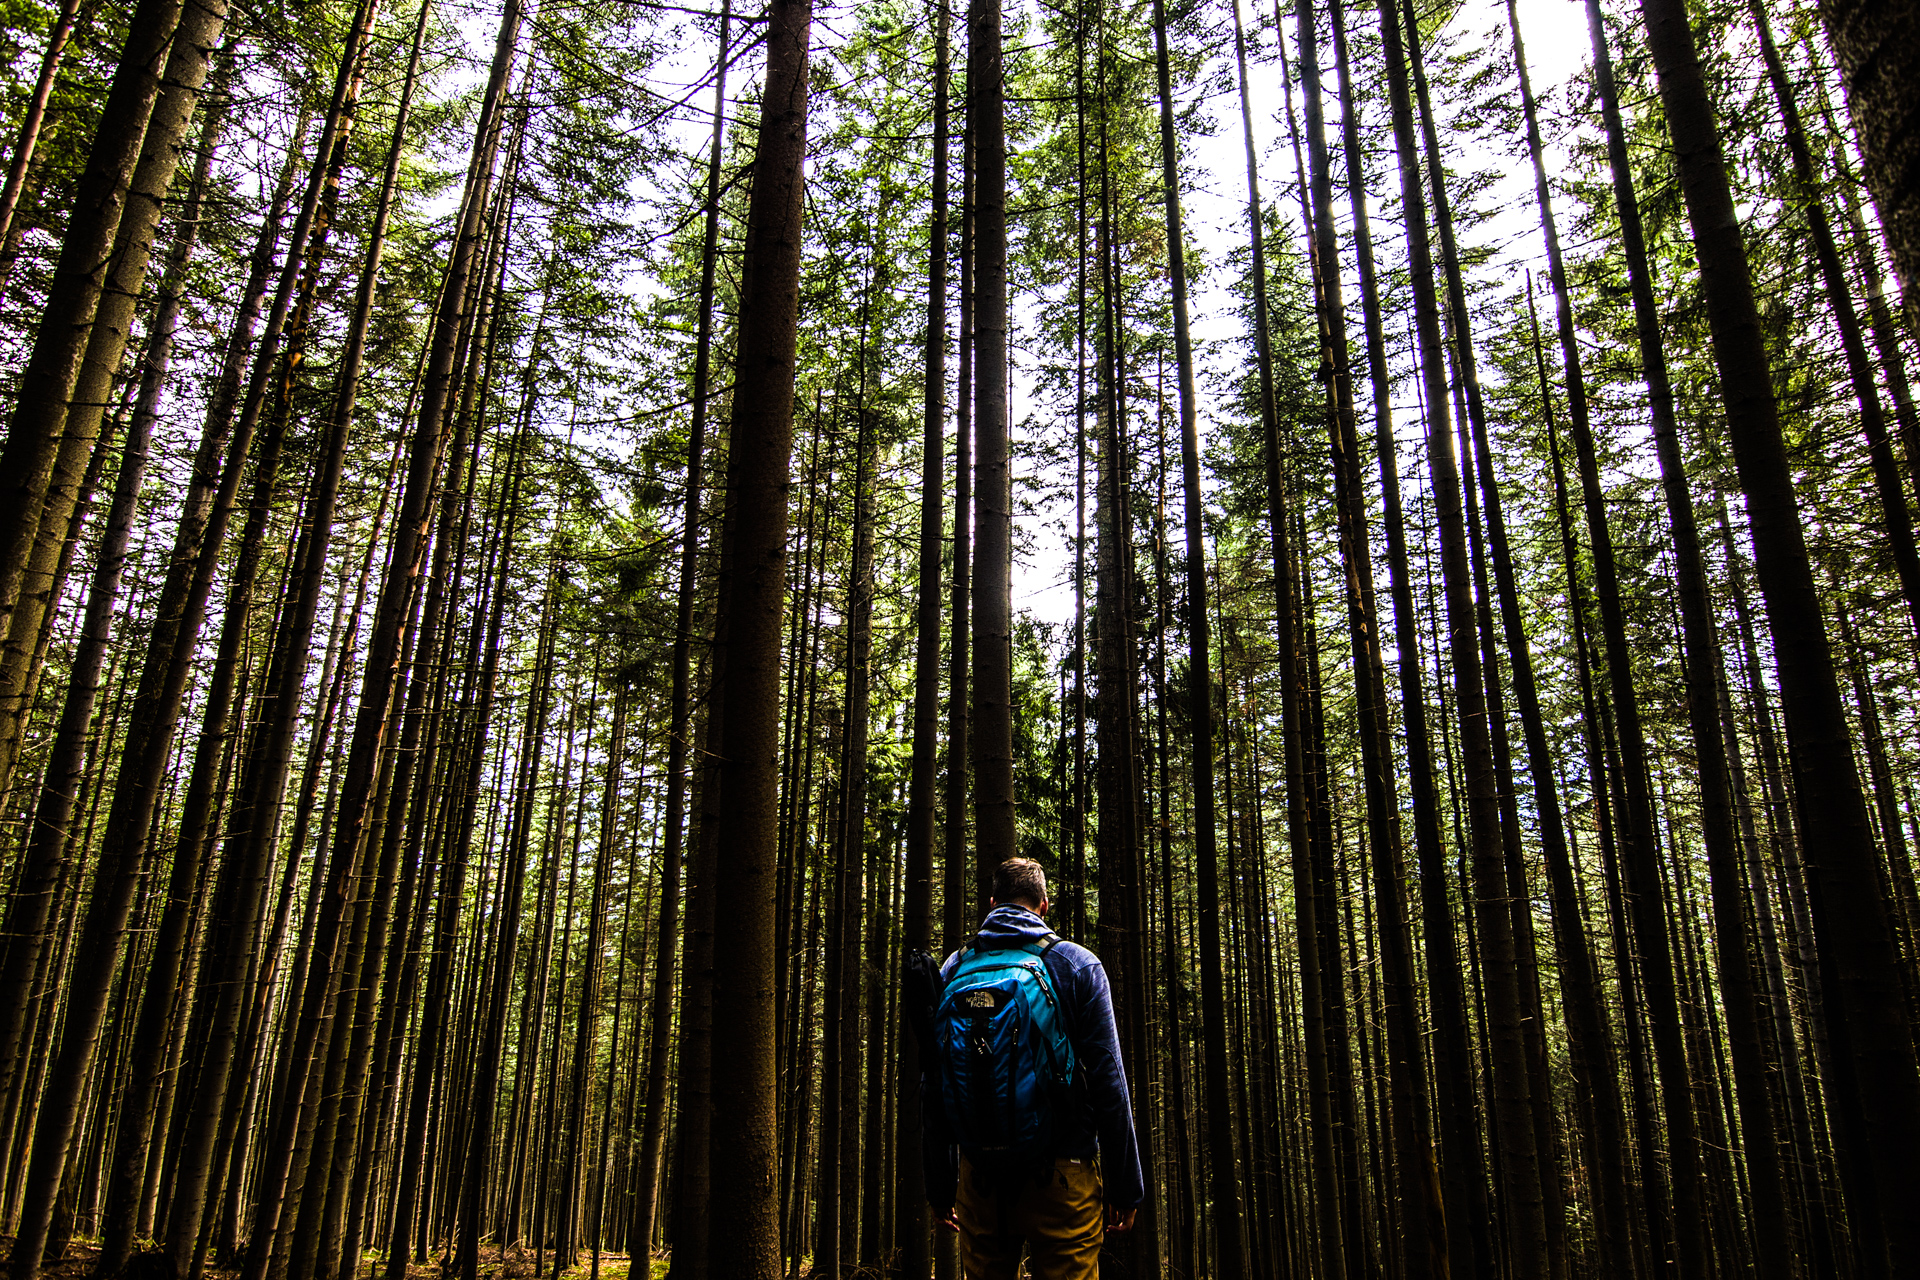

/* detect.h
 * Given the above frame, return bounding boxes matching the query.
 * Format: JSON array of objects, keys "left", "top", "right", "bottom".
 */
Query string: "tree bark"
[
  {"left": 944, "top": 54, "right": 974, "bottom": 955},
  {"left": 968, "top": 0, "right": 1013, "bottom": 868},
  {"left": 896, "top": 3, "right": 946, "bottom": 1266},
  {"left": 1819, "top": 0, "right": 1920, "bottom": 323},
  {"left": 1146, "top": 3, "right": 1235, "bottom": 1270},
  {"left": 705, "top": 0, "right": 812, "bottom": 1269},
  {"left": 633, "top": 4, "right": 730, "bottom": 1261}
]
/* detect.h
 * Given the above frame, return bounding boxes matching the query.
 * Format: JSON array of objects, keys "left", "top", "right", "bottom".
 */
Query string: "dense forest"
[{"left": 0, "top": 0, "right": 1916, "bottom": 1270}]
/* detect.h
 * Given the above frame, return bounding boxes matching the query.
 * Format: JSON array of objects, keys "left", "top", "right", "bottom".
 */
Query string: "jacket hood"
[{"left": 970, "top": 903, "right": 1055, "bottom": 951}]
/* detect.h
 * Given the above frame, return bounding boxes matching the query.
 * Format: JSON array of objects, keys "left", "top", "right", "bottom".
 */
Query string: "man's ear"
[{"left": 1036, "top": 898, "right": 1050, "bottom": 917}]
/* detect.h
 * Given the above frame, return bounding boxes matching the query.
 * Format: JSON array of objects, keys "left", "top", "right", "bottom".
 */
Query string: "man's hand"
[
  {"left": 1105, "top": 1206, "right": 1138, "bottom": 1235},
  {"left": 938, "top": 1207, "right": 961, "bottom": 1234}
]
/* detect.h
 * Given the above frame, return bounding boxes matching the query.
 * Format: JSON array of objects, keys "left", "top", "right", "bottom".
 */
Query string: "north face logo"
[{"left": 964, "top": 991, "right": 996, "bottom": 1010}]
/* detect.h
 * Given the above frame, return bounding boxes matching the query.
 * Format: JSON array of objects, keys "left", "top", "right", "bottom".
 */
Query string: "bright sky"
[{"left": 1009, "top": 0, "right": 1596, "bottom": 629}]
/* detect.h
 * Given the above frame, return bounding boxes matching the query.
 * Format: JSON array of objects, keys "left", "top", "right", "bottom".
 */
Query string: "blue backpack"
[{"left": 934, "top": 933, "right": 1076, "bottom": 1165}]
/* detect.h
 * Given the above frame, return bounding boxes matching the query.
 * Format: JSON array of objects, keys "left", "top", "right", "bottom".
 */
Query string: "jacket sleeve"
[{"left": 1072, "top": 956, "right": 1146, "bottom": 1209}]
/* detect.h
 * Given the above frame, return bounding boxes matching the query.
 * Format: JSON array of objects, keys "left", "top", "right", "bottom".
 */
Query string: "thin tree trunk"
[
  {"left": 668, "top": 682, "right": 721, "bottom": 1280},
  {"left": 1517, "top": 279, "right": 1639, "bottom": 1280},
  {"left": 1379, "top": 0, "right": 1550, "bottom": 1272},
  {"left": 1283, "top": 1, "right": 1448, "bottom": 1271},
  {"left": 896, "top": 1, "right": 946, "bottom": 1266},
  {"left": 832, "top": 376, "right": 881, "bottom": 1275},
  {"left": 455, "top": 548, "right": 560, "bottom": 1280},
  {"left": 1524, "top": 3, "right": 1788, "bottom": 1273},
  {"left": 556, "top": 684, "right": 624, "bottom": 1270},
  {"left": 241, "top": 6, "right": 522, "bottom": 1270},
  {"left": 0, "top": 47, "right": 240, "bottom": 1194},
  {"left": 1146, "top": 3, "right": 1239, "bottom": 1269},
  {"left": 0, "top": 0, "right": 82, "bottom": 275},
  {"left": 1324, "top": 3, "right": 1488, "bottom": 1268},
  {"left": 1256, "top": 19, "right": 1332, "bottom": 1268},
  {"left": 380, "top": 402, "right": 531, "bottom": 1280},
  {"left": 1562, "top": 8, "right": 1730, "bottom": 1272},
  {"left": 0, "top": 0, "right": 236, "bottom": 799},
  {"left": 108, "top": 38, "right": 393, "bottom": 1270}
]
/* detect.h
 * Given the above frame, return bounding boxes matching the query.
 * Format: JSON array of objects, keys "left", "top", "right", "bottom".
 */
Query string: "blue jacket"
[{"left": 921, "top": 904, "right": 1146, "bottom": 1211}]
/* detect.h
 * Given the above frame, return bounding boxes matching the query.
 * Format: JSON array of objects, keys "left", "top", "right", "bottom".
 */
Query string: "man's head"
[{"left": 990, "top": 857, "right": 1049, "bottom": 914}]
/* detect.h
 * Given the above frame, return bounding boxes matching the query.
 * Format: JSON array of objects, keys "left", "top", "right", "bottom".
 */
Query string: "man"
[{"left": 922, "top": 856, "right": 1145, "bottom": 1279}]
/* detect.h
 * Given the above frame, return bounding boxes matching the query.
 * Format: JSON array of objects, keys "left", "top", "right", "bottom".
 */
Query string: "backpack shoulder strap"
[
  {"left": 1032, "top": 934, "right": 1078, "bottom": 1051},
  {"left": 1030, "top": 934, "right": 1069, "bottom": 1006}
]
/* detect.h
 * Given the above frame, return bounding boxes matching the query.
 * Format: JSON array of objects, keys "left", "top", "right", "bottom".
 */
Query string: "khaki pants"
[{"left": 956, "top": 1155, "right": 1103, "bottom": 1280}]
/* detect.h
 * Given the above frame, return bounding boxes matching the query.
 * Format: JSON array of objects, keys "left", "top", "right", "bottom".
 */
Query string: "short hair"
[{"left": 993, "top": 857, "right": 1048, "bottom": 908}]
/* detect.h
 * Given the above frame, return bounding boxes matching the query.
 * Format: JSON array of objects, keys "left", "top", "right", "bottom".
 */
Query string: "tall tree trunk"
[
  {"left": 1324, "top": 3, "right": 1488, "bottom": 1269},
  {"left": 0, "top": 3, "right": 232, "bottom": 1269},
  {"left": 556, "top": 685, "right": 626, "bottom": 1270},
  {"left": 380, "top": 401, "right": 531, "bottom": 1280},
  {"left": 1147, "top": 3, "right": 1239, "bottom": 1269},
  {"left": 1560, "top": 8, "right": 1728, "bottom": 1272},
  {"left": 0, "top": 2, "right": 255, "bottom": 794},
  {"left": 829, "top": 384, "right": 880, "bottom": 1276},
  {"left": 1379, "top": 0, "right": 1551, "bottom": 1272},
  {"left": 943, "top": 53, "right": 974, "bottom": 958},
  {"left": 669, "top": 672, "right": 721, "bottom": 1280},
  {"left": 1282, "top": 2, "right": 1451, "bottom": 1274},
  {"left": 1525, "top": 2, "right": 1787, "bottom": 1274},
  {"left": 241, "top": 4, "right": 522, "bottom": 1270},
  {"left": 1637, "top": 0, "right": 1920, "bottom": 1270},
  {"left": 97, "top": 34, "right": 391, "bottom": 1268},
  {"left": 317, "top": 17, "right": 445, "bottom": 1267},
  {"left": 1516, "top": 279, "right": 1640, "bottom": 1280},
  {"left": 1398, "top": 7, "right": 1578, "bottom": 1268},
  {"left": 455, "top": 550, "right": 560, "bottom": 1280},
  {"left": 896, "top": 1, "right": 946, "bottom": 1268},
  {"left": 0, "top": 47, "right": 262, "bottom": 1191},
  {"left": 849, "top": 241, "right": 890, "bottom": 1269},
  {"left": 1267, "top": 17, "right": 1352, "bottom": 1280},
  {"left": 634, "top": 3, "right": 730, "bottom": 1259},
  {"left": 0, "top": 0, "right": 183, "bottom": 649},
  {"left": 705, "top": 0, "right": 812, "bottom": 1270},
  {"left": 968, "top": 0, "right": 1013, "bottom": 869}
]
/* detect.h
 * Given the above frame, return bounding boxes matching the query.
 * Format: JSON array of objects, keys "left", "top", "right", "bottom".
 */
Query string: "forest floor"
[{"left": 8, "top": 1238, "right": 668, "bottom": 1280}]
